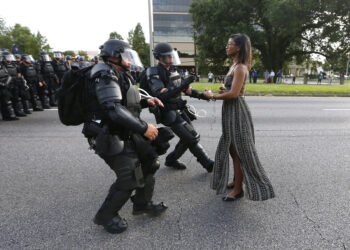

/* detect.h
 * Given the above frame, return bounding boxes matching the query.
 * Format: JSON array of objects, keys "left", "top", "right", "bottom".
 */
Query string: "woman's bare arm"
[{"left": 204, "top": 64, "right": 247, "bottom": 100}]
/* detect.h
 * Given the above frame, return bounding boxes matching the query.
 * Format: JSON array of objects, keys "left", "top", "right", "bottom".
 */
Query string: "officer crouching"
[{"left": 83, "top": 39, "right": 167, "bottom": 234}]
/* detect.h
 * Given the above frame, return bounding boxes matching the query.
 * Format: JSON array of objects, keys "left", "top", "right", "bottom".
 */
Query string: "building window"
[
  {"left": 153, "top": 0, "right": 193, "bottom": 12},
  {"left": 153, "top": 14, "right": 193, "bottom": 42}
]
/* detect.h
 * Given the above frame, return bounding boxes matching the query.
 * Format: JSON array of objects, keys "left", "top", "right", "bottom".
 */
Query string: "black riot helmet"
[
  {"left": 153, "top": 42, "right": 173, "bottom": 59},
  {"left": 1, "top": 51, "right": 15, "bottom": 63},
  {"left": 99, "top": 39, "right": 131, "bottom": 60},
  {"left": 153, "top": 42, "right": 181, "bottom": 65},
  {"left": 21, "top": 54, "right": 34, "bottom": 64},
  {"left": 39, "top": 51, "right": 51, "bottom": 62},
  {"left": 99, "top": 39, "right": 144, "bottom": 72},
  {"left": 66, "top": 55, "right": 72, "bottom": 60}
]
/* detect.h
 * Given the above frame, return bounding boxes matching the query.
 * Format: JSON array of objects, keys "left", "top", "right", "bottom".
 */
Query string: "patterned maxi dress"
[{"left": 211, "top": 67, "right": 275, "bottom": 201}]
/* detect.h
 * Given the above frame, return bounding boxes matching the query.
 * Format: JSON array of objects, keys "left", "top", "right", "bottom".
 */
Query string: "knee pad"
[
  {"left": 110, "top": 156, "right": 145, "bottom": 191},
  {"left": 171, "top": 121, "right": 200, "bottom": 146},
  {"left": 142, "top": 159, "right": 160, "bottom": 175}
]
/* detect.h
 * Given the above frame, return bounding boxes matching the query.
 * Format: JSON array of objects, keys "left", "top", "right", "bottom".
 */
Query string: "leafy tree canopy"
[{"left": 190, "top": 0, "right": 350, "bottom": 73}]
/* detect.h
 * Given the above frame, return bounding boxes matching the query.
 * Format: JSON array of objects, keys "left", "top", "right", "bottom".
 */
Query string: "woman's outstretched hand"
[
  {"left": 203, "top": 89, "right": 213, "bottom": 99},
  {"left": 219, "top": 86, "right": 226, "bottom": 94}
]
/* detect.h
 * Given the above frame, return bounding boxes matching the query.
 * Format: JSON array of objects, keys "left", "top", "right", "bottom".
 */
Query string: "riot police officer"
[
  {"left": 1, "top": 51, "right": 27, "bottom": 117},
  {"left": 0, "top": 55, "right": 18, "bottom": 120},
  {"left": 51, "top": 51, "right": 68, "bottom": 83},
  {"left": 146, "top": 42, "right": 214, "bottom": 172},
  {"left": 78, "top": 56, "right": 90, "bottom": 69},
  {"left": 38, "top": 52, "right": 59, "bottom": 106},
  {"left": 20, "top": 55, "right": 44, "bottom": 111},
  {"left": 82, "top": 39, "right": 167, "bottom": 234},
  {"left": 65, "top": 55, "right": 72, "bottom": 69},
  {"left": 15, "top": 54, "right": 21, "bottom": 65}
]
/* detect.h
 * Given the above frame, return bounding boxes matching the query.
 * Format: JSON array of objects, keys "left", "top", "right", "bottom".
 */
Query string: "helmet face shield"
[
  {"left": 42, "top": 54, "right": 51, "bottom": 62},
  {"left": 22, "top": 55, "right": 33, "bottom": 63},
  {"left": 53, "top": 52, "right": 62, "bottom": 58},
  {"left": 29, "top": 55, "right": 35, "bottom": 62},
  {"left": 159, "top": 49, "right": 181, "bottom": 66},
  {"left": 5, "top": 54, "right": 15, "bottom": 62},
  {"left": 121, "top": 49, "right": 144, "bottom": 72},
  {"left": 171, "top": 49, "right": 181, "bottom": 65}
]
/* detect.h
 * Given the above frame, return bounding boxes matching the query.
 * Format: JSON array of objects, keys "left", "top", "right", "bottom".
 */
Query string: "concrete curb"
[{"left": 244, "top": 93, "right": 350, "bottom": 97}]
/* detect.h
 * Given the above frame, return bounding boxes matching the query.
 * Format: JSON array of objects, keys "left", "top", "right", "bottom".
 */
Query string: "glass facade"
[
  {"left": 153, "top": 0, "right": 192, "bottom": 12},
  {"left": 154, "top": 14, "right": 193, "bottom": 43},
  {"left": 153, "top": 0, "right": 195, "bottom": 65}
]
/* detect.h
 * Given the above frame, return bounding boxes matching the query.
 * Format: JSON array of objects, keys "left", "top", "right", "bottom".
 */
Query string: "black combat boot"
[
  {"left": 2, "top": 101, "right": 19, "bottom": 121},
  {"left": 132, "top": 201, "right": 168, "bottom": 216},
  {"left": 165, "top": 160, "right": 187, "bottom": 170},
  {"left": 94, "top": 214, "right": 128, "bottom": 234},
  {"left": 22, "top": 100, "right": 32, "bottom": 114},
  {"left": 13, "top": 100, "right": 26, "bottom": 117},
  {"left": 189, "top": 143, "right": 214, "bottom": 173}
]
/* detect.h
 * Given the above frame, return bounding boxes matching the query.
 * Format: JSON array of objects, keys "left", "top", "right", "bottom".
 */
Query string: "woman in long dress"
[{"left": 204, "top": 33, "right": 275, "bottom": 201}]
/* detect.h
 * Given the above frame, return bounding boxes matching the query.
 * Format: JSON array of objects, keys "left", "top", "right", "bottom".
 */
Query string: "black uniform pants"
[
  {"left": 94, "top": 140, "right": 155, "bottom": 222},
  {"left": 44, "top": 75, "right": 58, "bottom": 106},
  {"left": 0, "top": 86, "right": 16, "bottom": 119},
  {"left": 8, "top": 80, "right": 23, "bottom": 115},
  {"left": 36, "top": 82, "right": 50, "bottom": 108},
  {"left": 27, "top": 80, "right": 41, "bottom": 109},
  {"left": 165, "top": 112, "right": 212, "bottom": 168}
]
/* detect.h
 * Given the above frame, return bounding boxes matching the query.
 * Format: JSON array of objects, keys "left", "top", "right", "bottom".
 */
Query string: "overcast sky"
[{"left": 1, "top": 0, "right": 151, "bottom": 52}]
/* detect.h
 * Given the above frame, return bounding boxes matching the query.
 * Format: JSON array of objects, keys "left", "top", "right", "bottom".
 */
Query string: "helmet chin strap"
[{"left": 107, "top": 59, "right": 129, "bottom": 71}]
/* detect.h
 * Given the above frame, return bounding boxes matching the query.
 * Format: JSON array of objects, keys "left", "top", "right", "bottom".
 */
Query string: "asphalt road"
[{"left": 1, "top": 97, "right": 349, "bottom": 249}]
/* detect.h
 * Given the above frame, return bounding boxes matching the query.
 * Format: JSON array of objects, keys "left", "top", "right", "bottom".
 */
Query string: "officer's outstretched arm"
[
  {"left": 96, "top": 78, "right": 148, "bottom": 134},
  {"left": 149, "top": 75, "right": 195, "bottom": 101},
  {"left": 187, "top": 88, "right": 210, "bottom": 100}
]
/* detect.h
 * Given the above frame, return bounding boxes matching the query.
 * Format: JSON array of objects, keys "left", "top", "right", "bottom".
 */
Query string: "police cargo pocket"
[{"left": 95, "top": 127, "right": 124, "bottom": 156}]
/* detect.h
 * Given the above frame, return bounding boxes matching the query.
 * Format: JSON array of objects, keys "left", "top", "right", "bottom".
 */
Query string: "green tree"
[
  {"left": 9, "top": 24, "right": 35, "bottom": 54},
  {"left": 128, "top": 23, "right": 150, "bottom": 67},
  {"left": 63, "top": 50, "right": 76, "bottom": 57},
  {"left": 127, "top": 29, "right": 134, "bottom": 46},
  {"left": 109, "top": 31, "right": 124, "bottom": 40},
  {"left": 190, "top": 0, "right": 350, "bottom": 74},
  {"left": 0, "top": 20, "right": 52, "bottom": 59},
  {"left": 78, "top": 50, "right": 89, "bottom": 60},
  {"left": 0, "top": 17, "right": 12, "bottom": 49}
]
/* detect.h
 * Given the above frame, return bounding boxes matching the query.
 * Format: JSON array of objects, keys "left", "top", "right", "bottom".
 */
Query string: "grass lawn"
[{"left": 190, "top": 83, "right": 350, "bottom": 96}]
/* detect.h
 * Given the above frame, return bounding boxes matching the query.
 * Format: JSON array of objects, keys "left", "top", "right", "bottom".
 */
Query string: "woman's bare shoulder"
[{"left": 232, "top": 64, "right": 248, "bottom": 75}]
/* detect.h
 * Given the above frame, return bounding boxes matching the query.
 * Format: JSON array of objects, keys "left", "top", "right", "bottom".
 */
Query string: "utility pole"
[{"left": 148, "top": 0, "right": 154, "bottom": 66}]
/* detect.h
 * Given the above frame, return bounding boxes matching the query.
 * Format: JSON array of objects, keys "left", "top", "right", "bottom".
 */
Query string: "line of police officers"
[
  {"left": 1, "top": 40, "right": 214, "bottom": 234},
  {"left": 0, "top": 49, "right": 97, "bottom": 121}
]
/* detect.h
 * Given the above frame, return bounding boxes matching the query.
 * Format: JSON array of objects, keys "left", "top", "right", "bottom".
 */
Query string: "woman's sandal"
[{"left": 222, "top": 190, "right": 244, "bottom": 202}]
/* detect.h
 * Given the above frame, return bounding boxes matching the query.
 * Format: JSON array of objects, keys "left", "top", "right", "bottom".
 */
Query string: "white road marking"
[{"left": 323, "top": 109, "right": 350, "bottom": 111}]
